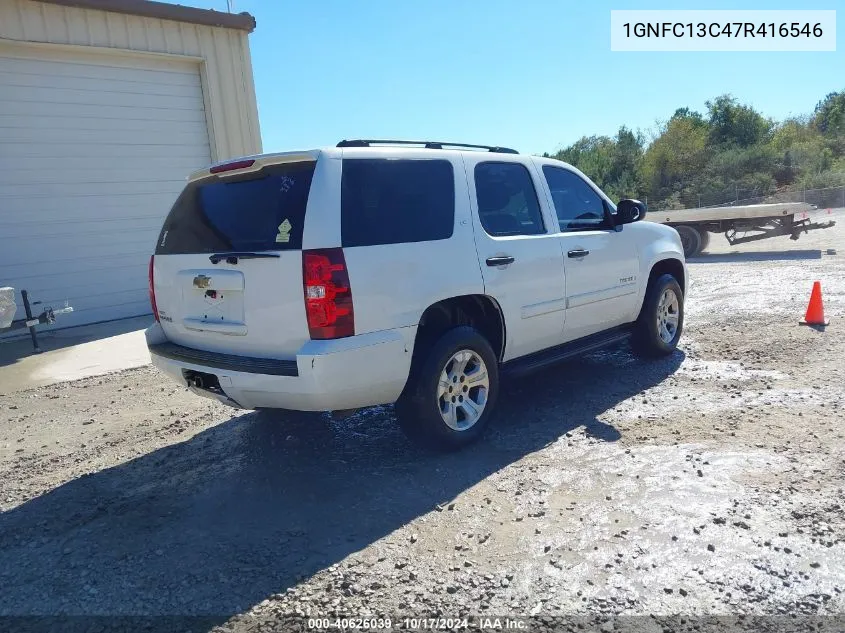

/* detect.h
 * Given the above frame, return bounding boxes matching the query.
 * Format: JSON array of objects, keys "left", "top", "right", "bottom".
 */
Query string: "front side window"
[
  {"left": 542, "top": 166, "right": 609, "bottom": 231},
  {"left": 474, "top": 162, "right": 545, "bottom": 237},
  {"left": 341, "top": 159, "right": 455, "bottom": 247}
]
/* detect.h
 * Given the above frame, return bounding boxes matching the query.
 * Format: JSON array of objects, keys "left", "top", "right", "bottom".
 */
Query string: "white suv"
[{"left": 146, "top": 140, "right": 687, "bottom": 450}]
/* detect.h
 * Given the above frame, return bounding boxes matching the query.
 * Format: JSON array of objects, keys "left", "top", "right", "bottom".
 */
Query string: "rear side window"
[
  {"left": 475, "top": 162, "right": 545, "bottom": 236},
  {"left": 155, "top": 162, "right": 315, "bottom": 254},
  {"left": 341, "top": 159, "right": 455, "bottom": 247}
]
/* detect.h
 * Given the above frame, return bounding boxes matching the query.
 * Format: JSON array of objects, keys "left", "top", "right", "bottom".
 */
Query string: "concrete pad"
[{"left": 0, "top": 315, "right": 152, "bottom": 395}]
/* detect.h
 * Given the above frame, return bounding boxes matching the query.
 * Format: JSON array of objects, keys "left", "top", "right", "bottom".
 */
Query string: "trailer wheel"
[
  {"left": 698, "top": 229, "right": 710, "bottom": 253},
  {"left": 675, "top": 225, "right": 702, "bottom": 257}
]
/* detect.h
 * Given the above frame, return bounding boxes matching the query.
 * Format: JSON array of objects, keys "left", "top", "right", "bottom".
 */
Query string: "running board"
[{"left": 501, "top": 327, "right": 633, "bottom": 379}]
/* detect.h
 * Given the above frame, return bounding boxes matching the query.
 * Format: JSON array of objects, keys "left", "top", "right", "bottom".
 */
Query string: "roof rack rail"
[{"left": 336, "top": 139, "right": 519, "bottom": 154}]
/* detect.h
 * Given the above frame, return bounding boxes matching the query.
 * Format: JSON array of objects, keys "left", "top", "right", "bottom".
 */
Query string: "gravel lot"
[{"left": 1, "top": 211, "right": 843, "bottom": 631}]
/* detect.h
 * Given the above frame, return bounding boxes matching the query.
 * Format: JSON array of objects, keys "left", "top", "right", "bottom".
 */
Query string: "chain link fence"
[
  {"left": 646, "top": 185, "right": 845, "bottom": 211},
  {"left": 706, "top": 184, "right": 845, "bottom": 210}
]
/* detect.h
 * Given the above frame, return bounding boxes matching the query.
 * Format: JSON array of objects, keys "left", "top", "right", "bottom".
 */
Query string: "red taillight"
[
  {"left": 148, "top": 255, "right": 160, "bottom": 322},
  {"left": 303, "top": 248, "right": 354, "bottom": 339},
  {"left": 209, "top": 159, "right": 256, "bottom": 174}
]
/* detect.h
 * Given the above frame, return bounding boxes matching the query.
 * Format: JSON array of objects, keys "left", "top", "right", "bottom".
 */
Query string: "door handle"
[
  {"left": 486, "top": 255, "right": 515, "bottom": 267},
  {"left": 567, "top": 249, "right": 590, "bottom": 258}
]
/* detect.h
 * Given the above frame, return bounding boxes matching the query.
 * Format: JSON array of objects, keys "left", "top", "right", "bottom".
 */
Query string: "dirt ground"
[{"left": 1, "top": 210, "right": 843, "bottom": 631}]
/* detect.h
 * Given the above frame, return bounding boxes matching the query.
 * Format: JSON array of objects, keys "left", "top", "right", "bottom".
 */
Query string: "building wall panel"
[{"left": 0, "top": 0, "right": 262, "bottom": 161}]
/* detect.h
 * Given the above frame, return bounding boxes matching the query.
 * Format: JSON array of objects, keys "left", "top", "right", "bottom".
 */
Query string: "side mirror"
[{"left": 615, "top": 199, "right": 647, "bottom": 225}]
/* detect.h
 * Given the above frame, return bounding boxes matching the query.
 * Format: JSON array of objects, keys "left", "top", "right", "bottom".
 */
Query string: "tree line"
[{"left": 543, "top": 90, "right": 845, "bottom": 210}]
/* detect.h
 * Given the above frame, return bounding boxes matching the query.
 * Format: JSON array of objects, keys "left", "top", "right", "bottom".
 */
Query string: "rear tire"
[
  {"left": 631, "top": 273, "right": 684, "bottom": 357},
  {"left": 396, "top": 326, "right": 499, "bottom": 451},
  {"left": 675, "top": 225, "right": 702, "bottom": 257}
]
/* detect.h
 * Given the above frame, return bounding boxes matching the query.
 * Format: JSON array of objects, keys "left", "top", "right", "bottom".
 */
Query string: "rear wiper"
[{"left": 209, "top": 252, "right": 281, "bottom": 264}]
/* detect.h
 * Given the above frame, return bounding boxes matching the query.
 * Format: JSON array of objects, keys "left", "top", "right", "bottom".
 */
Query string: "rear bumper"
[
  {"left": 145, "top": 322, "right": 416, "bottom": 411},
  {"left": 148, "top": 341, "right": 299, "bottom": 376}
]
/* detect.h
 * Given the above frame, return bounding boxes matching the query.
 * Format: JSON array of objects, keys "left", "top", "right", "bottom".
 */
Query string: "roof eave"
[{"left": 34, "top": 0, "right": 256, "bottom": 33}]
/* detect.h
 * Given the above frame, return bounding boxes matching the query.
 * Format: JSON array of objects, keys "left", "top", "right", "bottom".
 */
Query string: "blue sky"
[{"left": 186, "top": 0, "right": 843, "bottom": 155}]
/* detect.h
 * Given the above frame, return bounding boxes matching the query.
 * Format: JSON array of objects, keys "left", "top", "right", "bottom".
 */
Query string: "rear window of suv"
[
  {"left": 155, "top": 161, "right": 315, "bottom": 254},
  {"left": 341, "top": 159, "right": 455, "bottom": 247}
]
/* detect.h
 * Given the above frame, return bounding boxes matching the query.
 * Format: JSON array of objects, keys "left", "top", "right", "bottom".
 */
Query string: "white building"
[{"left": 0, "top": 0, "right": 262, "bottom": 328}]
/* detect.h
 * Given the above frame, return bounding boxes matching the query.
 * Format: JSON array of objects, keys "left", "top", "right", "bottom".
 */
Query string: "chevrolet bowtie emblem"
[{"left": 193, "top": 274, "right": 212, "bottom": 289}]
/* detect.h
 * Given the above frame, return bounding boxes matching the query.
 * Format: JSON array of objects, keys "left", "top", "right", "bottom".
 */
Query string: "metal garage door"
[{"left": 0, "top": 48, "right": 212, "bottom": 330}]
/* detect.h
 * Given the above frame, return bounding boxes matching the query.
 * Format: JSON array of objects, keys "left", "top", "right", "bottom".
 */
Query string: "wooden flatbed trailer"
[{"left": 650, "top": 202, "right": 837, "bottom": 257}]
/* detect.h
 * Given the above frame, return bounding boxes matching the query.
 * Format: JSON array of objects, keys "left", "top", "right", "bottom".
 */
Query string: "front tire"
[
  {"left": 396, "top": 326, "right": 499, "bottom": 451},
  {"left": 631, "top": 273, "right": 684, "bottom": 357}
]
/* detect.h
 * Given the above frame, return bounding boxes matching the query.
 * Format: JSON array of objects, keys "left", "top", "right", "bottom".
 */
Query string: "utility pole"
[{"left": 226, "top": 0, "right": 233, "bottom": 12}]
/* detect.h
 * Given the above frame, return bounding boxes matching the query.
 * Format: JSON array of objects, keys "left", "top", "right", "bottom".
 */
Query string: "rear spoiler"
[{"left": 189, "top": 150, "right": 321, "bottom": 183}]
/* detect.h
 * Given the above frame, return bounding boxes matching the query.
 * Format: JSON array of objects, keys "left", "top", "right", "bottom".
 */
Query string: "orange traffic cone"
[{"left": 799, "top": 281, "right": 830, "bottom": 326}]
